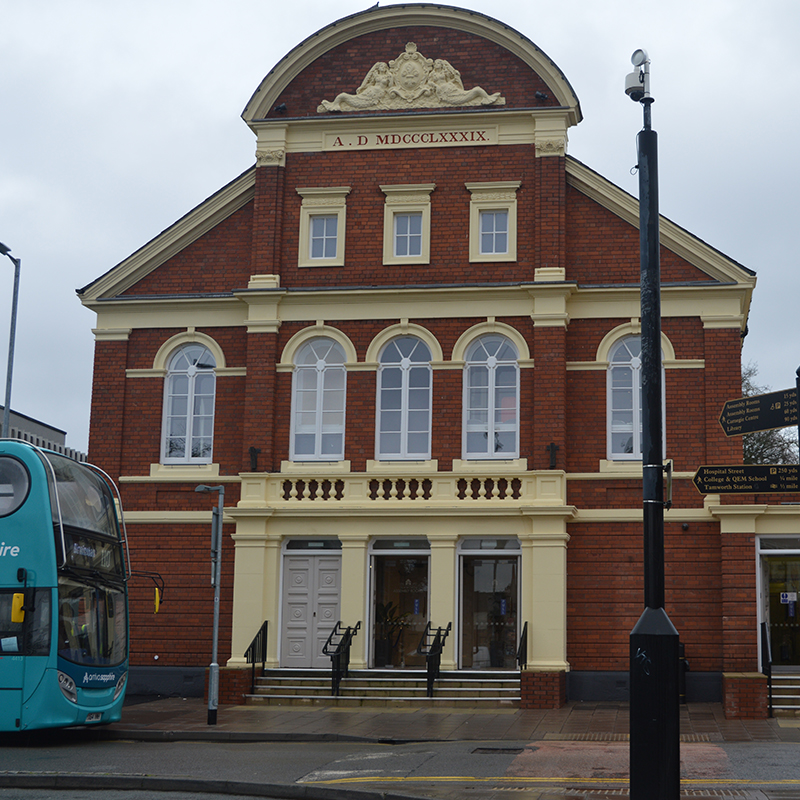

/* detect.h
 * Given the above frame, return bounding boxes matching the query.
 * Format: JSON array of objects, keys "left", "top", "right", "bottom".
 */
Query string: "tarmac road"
[{"left": 3, "top": 736, "right": 800, "bottom": 799}]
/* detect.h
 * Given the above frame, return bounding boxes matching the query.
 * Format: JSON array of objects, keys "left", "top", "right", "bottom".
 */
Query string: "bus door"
[
  {"left": 0, "top": 588, "right": 25, "bottom": 728},
  {"left": 0, "top": 584, "right": 51, "bottom": 729}
]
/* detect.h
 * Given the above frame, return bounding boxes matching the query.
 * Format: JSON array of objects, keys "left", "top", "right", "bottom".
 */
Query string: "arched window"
[
  {"left": 377, "top": 337, "right": 432, "bottom": 460},
  {"left": 291, "top": 338, "right": 346, "bottom": 461},
  {"left": 607, "top": 335, "right": 665, "bottom": 460},
  {"left": 162, "top": 344, "right": 216, "bottom": 463},
  {"left": 463, "top": 335, "right": 519, "bottom": 459}
]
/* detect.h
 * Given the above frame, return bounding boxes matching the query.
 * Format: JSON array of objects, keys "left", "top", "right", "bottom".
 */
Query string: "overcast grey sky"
[{"left": 2, "top": 0, "right": 798, "bottom": 454}]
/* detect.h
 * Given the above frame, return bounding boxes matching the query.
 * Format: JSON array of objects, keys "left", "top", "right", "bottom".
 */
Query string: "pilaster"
[
  {"left": 227, "top": 515, "right": 280, "bottom": 668},
  {"left": 339, "top": 533, "right": 370, "bottom": 668},
  {"left": 429, "top": 533, "right": 459, "bottom": 669}
]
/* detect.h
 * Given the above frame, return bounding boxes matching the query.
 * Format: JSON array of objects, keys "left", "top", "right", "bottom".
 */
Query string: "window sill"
[
  {"left": 598, "top": 459, "right": 671, "bottom": 475},
  {"left": 281, "top": 460, "right": 351, "bottom": 474},
  {"left": 150, "top": 462, "right": 219, "bottom": 479},
  {"left": 367, "top": 459, "right": 438, "bottom": 473},
  {"left": 453, "top": 458, "right": 527, "bottom": 473},
  {"left": 598, "top": 459, "right": 642, "bottom": 475}
]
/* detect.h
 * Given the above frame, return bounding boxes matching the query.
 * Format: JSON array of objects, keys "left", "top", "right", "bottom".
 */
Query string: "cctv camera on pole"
[{"left": 625, "top": 50, "right": 680, "bottom": 800}]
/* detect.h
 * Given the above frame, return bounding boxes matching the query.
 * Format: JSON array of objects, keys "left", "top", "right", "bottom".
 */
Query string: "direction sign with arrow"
[
  {"left": 693, "top": 463, "right": 800, "bottom": 494},
  {"left": 719, "top": 387, "right": 798, "bottom": 437}
]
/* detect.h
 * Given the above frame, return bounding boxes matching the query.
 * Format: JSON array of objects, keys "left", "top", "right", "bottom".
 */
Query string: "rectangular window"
[
  {"left": 380, "top": 184, "right": 435, "bottom": 266},
  {"left": 310, "top": 215, "right": 338, "bottom": 260},
  {"left": 394, "top": 212, "right": 423, "bottom": 257},
  {"left": 297, "top": 187, "right": 350, "bottom": 267},
  {"left": 467, "top": 181, "right": 520, "bottom": 263},
  {"left": 480, "top": 210, "right": 508, "bottom": 254}
]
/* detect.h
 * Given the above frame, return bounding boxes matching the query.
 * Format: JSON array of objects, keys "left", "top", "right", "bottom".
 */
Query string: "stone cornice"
[{"left": 87, "top": 280, "right": 754, "bottom": 336}]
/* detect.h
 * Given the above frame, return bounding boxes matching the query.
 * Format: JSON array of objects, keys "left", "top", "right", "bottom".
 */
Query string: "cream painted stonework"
[{"left": 317, "top": 43, "right": 505, "bottom": 113}]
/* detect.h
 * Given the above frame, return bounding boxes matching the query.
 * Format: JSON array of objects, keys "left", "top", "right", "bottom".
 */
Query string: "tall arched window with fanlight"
[
  {"left": 463, "top": 335, "right": 519, "bottom": 459},
  {"left": 161, "top": 344, "right": 216, "bottom": 463},
  {"left": 377, "top": 336, "right": 432, "bottom": 460},
  {"left": 607, "top": 335, "right": 665, "bottom": 460},
  {"left": 291, "top": 337, "right": 346, "bottom": 461}
]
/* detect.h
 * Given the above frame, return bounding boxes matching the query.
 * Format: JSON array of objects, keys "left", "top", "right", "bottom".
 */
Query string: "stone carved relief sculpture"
[{"left": 317, "top": 43, "right": 505, "bottom": 113}]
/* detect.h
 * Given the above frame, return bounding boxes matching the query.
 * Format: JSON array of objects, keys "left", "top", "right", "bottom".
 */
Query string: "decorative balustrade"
[{"left": 238, "top": 468, "right": 566, "bottom": 509}]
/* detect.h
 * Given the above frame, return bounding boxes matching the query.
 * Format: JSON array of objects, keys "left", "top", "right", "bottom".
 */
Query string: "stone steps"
[
  {"left": 770, "top": 674, "right": 800, "bottom": 714},
  {"left": 247, "top": 668, "right": 521, "bottom": 707}
]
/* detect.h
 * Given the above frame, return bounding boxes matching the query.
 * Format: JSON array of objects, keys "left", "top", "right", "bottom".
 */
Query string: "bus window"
[
  {"left": 45, "top": 454, "right": 117, "bottom": 538},
  {"left": 58, "top": 578, "right": 127, "bottom": 666},
  {"left": 0, "top": 589, "right": 51, "bottom": 655},
  {"left": 64, "top": 533, "right": 124, "bottom": 577},
  {"left": 0, "top": 457, "right": 30, "bottom": 517}
]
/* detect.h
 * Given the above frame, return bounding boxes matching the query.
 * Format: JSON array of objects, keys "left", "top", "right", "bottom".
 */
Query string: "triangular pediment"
[
  {"left": 78, "top": 169, "right": 255, "bottom": 303},
  {"left": 566, "top": 157, "right": 756, "bottom": 287}
]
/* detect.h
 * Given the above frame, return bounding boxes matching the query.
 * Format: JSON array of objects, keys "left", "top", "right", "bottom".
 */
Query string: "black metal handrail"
[
  {"left": 322, "top": 620, "right": 362, "bottom": 696},
  {"left": 244, "top": 620, "right": 269, "bottom": 695},
  {"left": 516, "top": 621, "right": 528, "bottom": 670},
  {"left": 761, "top": 621, "right": 773, "bottom": 718},
  {"left": 417, "top": 621, "right": 452, "bottom": 698}
]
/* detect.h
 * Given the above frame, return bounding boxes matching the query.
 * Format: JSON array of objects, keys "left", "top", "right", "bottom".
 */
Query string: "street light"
[
  {"left": 0, "top": 243, "right": 21, "bottom": 440},
  {"left": 624, "top": 51, "right": 680, "bottom": 800},
  {"left": 195, "top": 484, "right": 225, "bottom": 725}
]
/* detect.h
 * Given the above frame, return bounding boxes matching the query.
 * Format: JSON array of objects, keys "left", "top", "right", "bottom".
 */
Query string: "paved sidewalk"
[{"left": 100, "top": 697, "right": 800, "bottom": 744}]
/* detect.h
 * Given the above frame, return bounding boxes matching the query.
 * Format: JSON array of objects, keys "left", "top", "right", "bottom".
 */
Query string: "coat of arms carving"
[{"left": 317, "top": 43, "right": 505, "bottom": 113}]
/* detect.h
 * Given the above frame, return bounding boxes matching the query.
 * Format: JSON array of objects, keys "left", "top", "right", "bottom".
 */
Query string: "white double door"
[{"left": 281, "top": 554, "right": 341, "bottom": 668}]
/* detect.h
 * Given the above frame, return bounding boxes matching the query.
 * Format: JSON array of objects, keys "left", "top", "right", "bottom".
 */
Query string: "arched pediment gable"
[{"left": 242, "top": 4, "right": 581, "bottom": 125}]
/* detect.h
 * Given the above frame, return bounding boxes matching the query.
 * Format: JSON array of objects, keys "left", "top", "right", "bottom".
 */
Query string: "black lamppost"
[
  {"left": 195, "top": 484, "right": 225, "bottom": 725},
  {"left": 0, "top": 242, "right": 21, "bottom": 440},
  {"left": 625, "top": 51, "right": 680, "bottom": 799}
]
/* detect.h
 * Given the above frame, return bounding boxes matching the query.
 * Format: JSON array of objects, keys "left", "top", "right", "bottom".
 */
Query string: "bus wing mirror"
[{"left": 11, "top": 593, "right": 25, "bottom": 623}]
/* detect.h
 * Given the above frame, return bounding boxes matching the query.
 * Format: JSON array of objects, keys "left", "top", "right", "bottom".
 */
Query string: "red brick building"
[{"left": 79, "top": 4, "right": 792, "bottom": 716}]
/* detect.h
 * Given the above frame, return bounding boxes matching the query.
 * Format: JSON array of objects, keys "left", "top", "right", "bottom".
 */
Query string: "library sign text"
[{"left": 719, "top": 387, "right": 798, "bottom": 437}]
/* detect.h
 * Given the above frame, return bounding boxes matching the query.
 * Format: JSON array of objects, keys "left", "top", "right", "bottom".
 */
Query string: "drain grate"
[
  {"left": 471, "top": 747, "right": 525, "bottom": 754},
  {"left": 542, "top": 732, "right": 711, "bottom": 742}
]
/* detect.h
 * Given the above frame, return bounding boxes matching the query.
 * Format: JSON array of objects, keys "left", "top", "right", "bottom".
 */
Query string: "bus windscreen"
[
  {"left": 45, "top": 453, "right": 118, "bottom": 538},
  {"left": 57, "top": 578, "right": 127, "bottom": 666}
]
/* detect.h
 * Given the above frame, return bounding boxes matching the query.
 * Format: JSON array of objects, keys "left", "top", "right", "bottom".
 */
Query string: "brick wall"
[
  {"left": 206, "top": 667, "right": 252, "bottom": 706},
  {"left": 279, "top": 145, "right": 539, "bottom": 288},
  {"left": 88, "top": 339, "right": 129, "bottom": 473},
  {"left": 520, "top": 670, "right": 567, "bottom": 709},
  {"left": 567, "top": 521, "right": 724, "bottom": 673},
  {"left": 722, "top": 673, "right": 768, "bottom": 719},
  {"left": 566, "top": 185, "right": 709, "bottom": 285},
  {"left": 126, "top": 521, "right": 235, "bottom": 668},
  {"left": 121, "top": 204, "right": 255, "bottom": 297}
]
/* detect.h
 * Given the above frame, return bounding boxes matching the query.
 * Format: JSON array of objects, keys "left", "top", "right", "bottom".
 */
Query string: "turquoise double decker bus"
[{"left": 0, "top": 440, "right": 129, "bottom": 731}]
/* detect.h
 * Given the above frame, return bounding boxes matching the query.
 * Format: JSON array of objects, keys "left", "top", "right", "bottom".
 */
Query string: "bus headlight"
[
  {"left": 113, "top": 672, "right": 127, "bottom": 701},
  {"left": 57, "top": 671, "right": 77, "bottom": 703}
]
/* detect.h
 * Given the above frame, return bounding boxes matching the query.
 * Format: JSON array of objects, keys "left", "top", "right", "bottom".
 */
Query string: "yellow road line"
[{"left": 303, "top": 775, "right": 800, "bottom": 787}]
